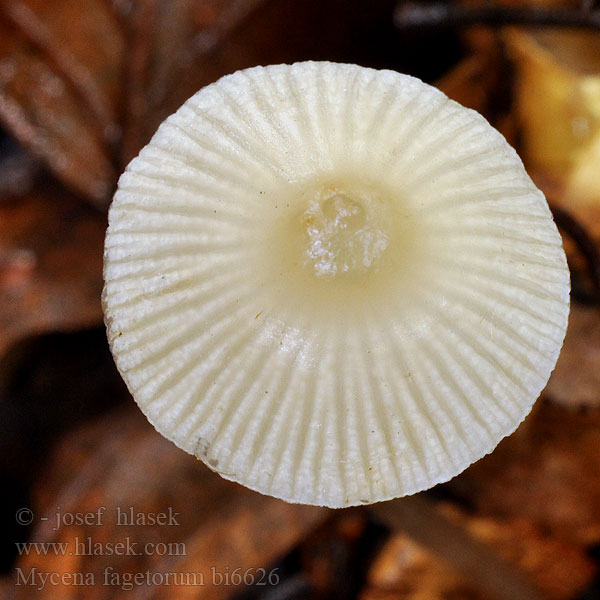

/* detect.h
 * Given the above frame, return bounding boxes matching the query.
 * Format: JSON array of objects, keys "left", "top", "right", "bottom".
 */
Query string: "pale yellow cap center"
[{"left": 301, "top": 190, "right": 389, "bottom": 278}]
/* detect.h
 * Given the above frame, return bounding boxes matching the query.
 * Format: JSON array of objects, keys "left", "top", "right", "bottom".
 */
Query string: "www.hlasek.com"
[
  {"left": 15, "top": 567, "right": 281, "bottom": 591},
  {"left": 16, "top": 537, "right": 186, "bottom": 557}
]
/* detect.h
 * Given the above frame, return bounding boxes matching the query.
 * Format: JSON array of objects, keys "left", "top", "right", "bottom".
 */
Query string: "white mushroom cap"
[{"left": 103, "top": 62, "right": 570, "bottom": 508}]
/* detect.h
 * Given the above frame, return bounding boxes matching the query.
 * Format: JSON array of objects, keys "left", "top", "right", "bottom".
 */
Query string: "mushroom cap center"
[
  {"left": 258, "top": 177, "right": 426, "bottom": 323},
  {"left": 302, "top": 191, "right": 389, "bottom": 278}
]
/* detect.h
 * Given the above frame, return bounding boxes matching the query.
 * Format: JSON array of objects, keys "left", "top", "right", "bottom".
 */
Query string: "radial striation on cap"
[{"left": 103, "top": 62, "right": 570, "bottom": 508}]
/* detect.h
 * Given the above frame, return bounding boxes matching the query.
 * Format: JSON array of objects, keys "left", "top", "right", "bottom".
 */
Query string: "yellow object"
[{"left": 506, "top": 28, "right": 600, "bottom": 205}]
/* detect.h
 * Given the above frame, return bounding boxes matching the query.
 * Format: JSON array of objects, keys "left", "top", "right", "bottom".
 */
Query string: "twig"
[
  {"left": 370, "top": 494, "right": 543, "bottom": 600},
  {"left": 394, "top": 2, "right": 600, "bottom": 31}
]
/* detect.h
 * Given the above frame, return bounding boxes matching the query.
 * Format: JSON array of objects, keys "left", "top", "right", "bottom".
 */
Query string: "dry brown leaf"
[
  {"left": 0, "top": 180, "right": 106, "bottom": 358},
  {"left": 2, "top": 0, "right": 125, "bottom": 140},
  {"left": 437, "top": 53, "right": 497, "bottom": 115},
  {"left": 448, "top": 402, "right": 600, "bottom": 546},
  {"left": 361, "top": 504, "right": 595, "bottom": 600},
  {"left": 0, "top": 9, "right": 119, "bottom": 206},
  {"left": 545, "top": 304, "right": 600, "bottom": 408},
  {"left": 439, "top": 504, "right": 597, "bottom": 600},
  {"left": 361, "top": 532, "right": 478, "bottom": 600}
]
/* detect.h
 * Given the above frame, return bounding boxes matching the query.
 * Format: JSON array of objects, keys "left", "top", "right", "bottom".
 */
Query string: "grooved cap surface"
[{"left": 103, "top": 62, "right": 570, "bottom": 507}]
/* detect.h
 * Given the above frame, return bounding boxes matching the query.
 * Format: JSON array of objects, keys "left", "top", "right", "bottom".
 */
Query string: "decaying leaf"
[
  {"left": 436, "top": 26, "right": 504, "bottom": 115},
  {"left": 437, "top": 52, "right": 499, "bottom": 115},
  {"left": 447, "top": 402, "right": 600, "bottom": 546},
  {"left": 1, "top": 0, "right": 125, "bottom": 140},
  {"left": 0, "top": 179, "right": 106, "bottom": 358},
  {"left": 0, "top": 4, "right": 121, "bottom": 206},
  {"left": 545, "top": 304, "right": 600, "bottom": 408},
  {"left": 361, "top": 504, "right": 595, "bottom": 600}
]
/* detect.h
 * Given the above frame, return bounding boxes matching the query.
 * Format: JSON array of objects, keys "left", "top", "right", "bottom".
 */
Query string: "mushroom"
[{"left": 103, "top": 62, "right": 570, "bottom": 508}]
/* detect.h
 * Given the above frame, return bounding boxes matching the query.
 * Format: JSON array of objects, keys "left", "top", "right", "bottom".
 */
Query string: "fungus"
[{"left": 103, "top": 62, "right": 569, "bottom": 508}]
